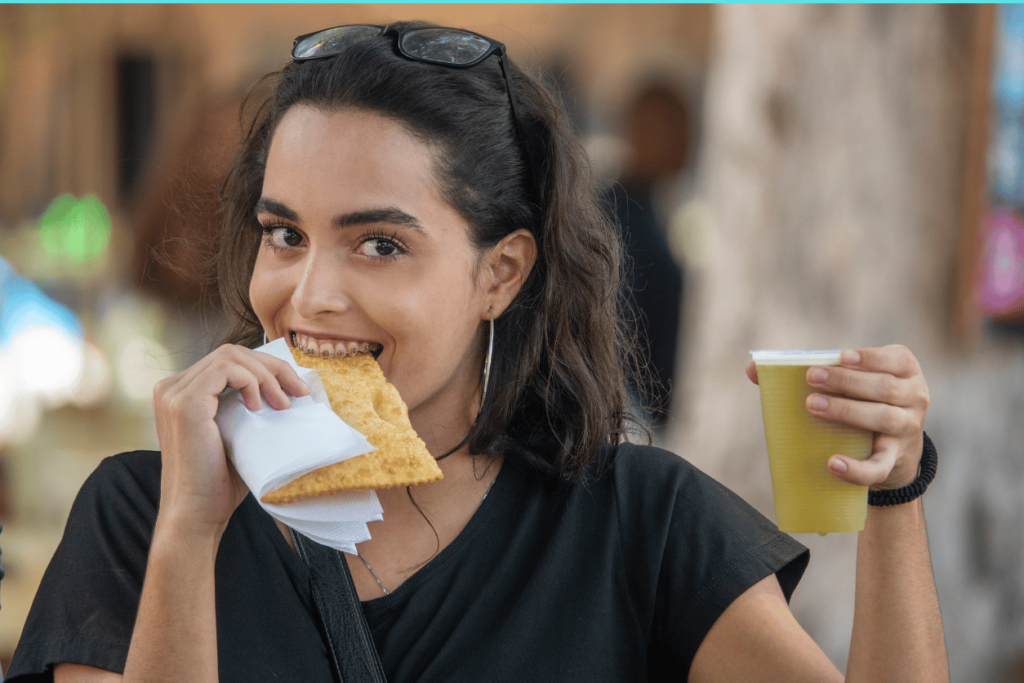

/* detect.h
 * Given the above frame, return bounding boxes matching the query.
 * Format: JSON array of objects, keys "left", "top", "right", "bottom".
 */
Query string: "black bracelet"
[{"left": 867, "top": 432, "right": 938, "bottom": 507}]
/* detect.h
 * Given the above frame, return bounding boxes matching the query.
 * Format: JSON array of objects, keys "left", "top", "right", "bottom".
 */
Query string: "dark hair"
[{"left": 217, "top": 21, "right": 650, "bottom": 481}]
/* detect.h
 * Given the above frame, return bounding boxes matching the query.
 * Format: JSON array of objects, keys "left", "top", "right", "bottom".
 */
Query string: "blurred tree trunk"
[{"left": 674, "top": 4, "right": 976, "bottom": 673}]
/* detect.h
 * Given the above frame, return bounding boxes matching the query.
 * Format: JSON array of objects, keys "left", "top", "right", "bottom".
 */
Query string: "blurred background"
[{"left": 0, "top": 4, "right": 1021, "bottom": 680}]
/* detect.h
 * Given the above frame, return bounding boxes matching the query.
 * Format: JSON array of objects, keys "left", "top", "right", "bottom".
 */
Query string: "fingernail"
[
  {"left": 842, "top": 350, "right": 861, "bottom": 365},
  {"left": 829, "top": 457, "right": 848, "bottom": 473},
  {"left": 808, "top": 367, "right": 828, "bottom": 383},
  {"left": 809, "top": 395, "right": 829, "bottom": 411}
]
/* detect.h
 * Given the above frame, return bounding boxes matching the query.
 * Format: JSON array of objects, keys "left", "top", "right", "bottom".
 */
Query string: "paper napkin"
[{"left": 215, "top": 338, "right": 382, "bottom": 554}]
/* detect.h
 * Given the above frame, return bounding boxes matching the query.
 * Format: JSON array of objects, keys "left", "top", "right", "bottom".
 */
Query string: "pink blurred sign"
[{"left": 979, "top": 208, "right": 1024, "bottom": 315}]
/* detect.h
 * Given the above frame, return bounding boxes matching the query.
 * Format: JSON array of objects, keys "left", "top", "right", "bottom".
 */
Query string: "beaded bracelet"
[{"left": 867, "top": 432, "right": 938, "bottom": 507}]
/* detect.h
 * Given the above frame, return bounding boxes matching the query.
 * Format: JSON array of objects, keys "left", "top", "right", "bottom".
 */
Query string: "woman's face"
[{"left": 250, "top": 105, "right": 492, "bottom": 441}]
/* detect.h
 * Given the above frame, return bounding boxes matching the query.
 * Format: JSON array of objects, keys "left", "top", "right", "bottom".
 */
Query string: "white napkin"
[{"left": 215, "top": 338, "right": 382, "bottom": 554}]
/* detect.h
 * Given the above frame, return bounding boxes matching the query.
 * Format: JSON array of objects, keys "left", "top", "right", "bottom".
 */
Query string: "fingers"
[
  {"left": 827, "top": 442, "right": 897, "bottom": 487},
  {"left": 253, "top": 350, "right": 312, "bottom": 400},
  {"left": 162, "top": 344, "right": 310, "bottom": 413},
  {"left": 803, "top": 345, "right": 928, "bottom": 439},
  {"left": 195, "top": 361, "right": 271, "bottom": 411},
  {"left": 802, "top": 345, "right": 929, "bottom": 490},
  {"left": 150, "top": 342, "right": 310, "bottom": 536},
  {"left": 840, "top": 344, "right": 920, "bottom": 379},
  {"left": 745, "top": 362, "right": 759, "bottom": 385},
  {"left": 806, "top": 392, "right": 920, "bottom": 437},
  {"left": 216, "top": 345, "right": 310, "bottom": 406},
  {"left": 805, "top": 364, "right": 924, "bottom": 409},
  {"left": 216, "top": 350, "right": 307, "bottom": 411},
  {"left": 745, "top": 346, "right": 928, "bottom": 491}
]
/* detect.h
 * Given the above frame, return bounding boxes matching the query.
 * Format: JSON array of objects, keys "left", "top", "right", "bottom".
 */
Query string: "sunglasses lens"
[
  {"left": 293, "top": 25, "right": 381, "bottom": 60},
  {"left": 401, "top": 28, "right": 492, "bottom": 65}
]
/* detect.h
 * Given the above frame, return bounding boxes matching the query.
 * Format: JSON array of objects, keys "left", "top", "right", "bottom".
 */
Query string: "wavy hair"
[{"left": 216, "top": 21, "right": 650, "bottom": 481}]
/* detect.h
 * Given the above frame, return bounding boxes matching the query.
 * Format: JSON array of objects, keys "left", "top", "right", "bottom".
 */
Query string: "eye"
[
  {"left": 357, "top": 234, "right": 406, "bottom": 260},
  {"left": 261, "top": 225, "right": 304, "bottom": 250}
]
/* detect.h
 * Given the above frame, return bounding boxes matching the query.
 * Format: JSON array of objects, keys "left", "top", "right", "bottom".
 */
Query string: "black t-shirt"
[{"left": 7, "top": 444, "right": 808, "bottom": 682}]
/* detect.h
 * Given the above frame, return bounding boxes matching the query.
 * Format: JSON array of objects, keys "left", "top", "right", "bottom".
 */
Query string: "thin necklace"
[
  {"left": 358, "top": 474, "right": 499, "bottom": 596},
  {"left": 357, "top": 551, "right": 390, "bottom": 596}
]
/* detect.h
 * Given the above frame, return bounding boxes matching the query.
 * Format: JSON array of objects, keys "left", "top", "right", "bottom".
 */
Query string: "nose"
[{"left": 290, "top": 248, "right": 351, "bottom": 318}]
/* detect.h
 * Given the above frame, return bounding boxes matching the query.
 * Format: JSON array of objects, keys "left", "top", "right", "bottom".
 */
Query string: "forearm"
[
  {"left": 846, "top": 500, "right": 948, "bottom": 683},
  {"left": 122, "top": 521, "right": 222, "bottom": 683}
]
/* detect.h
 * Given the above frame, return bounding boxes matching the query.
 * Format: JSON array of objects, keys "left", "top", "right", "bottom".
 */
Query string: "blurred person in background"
[
  {"left": 606, "top": 84, "right": 691, "bottom": 430},
  {"left": 8, "top": 20, "right": 947, "bottom": 683}
]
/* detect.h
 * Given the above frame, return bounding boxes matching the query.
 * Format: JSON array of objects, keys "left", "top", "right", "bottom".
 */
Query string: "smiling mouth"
[{"left": 290, "top": 331, "right": 383, "bottom": 359}]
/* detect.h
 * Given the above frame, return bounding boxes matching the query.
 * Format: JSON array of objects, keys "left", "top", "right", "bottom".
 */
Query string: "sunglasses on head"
[{"left": 291, "top": 24, "right": 525, "bottom": 147}]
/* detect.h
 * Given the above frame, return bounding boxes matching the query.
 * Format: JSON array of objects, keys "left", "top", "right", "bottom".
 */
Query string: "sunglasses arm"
[{"left": 496, "top": 54, "right": 526, "bottom": 147}]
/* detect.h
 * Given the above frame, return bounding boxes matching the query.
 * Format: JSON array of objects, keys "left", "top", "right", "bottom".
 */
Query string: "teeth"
[{"left": 292, "top": 333, "right": 381, "bottom": 358}]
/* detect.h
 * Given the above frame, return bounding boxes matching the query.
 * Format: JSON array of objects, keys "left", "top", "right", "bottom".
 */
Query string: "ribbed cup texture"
[{"left": 757, "top": 365, "right": 872, "bottom": 534}]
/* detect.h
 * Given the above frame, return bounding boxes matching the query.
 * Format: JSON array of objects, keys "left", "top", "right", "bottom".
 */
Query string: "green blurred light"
[{"left": 38, "top": 194, "right": 112, "bottom": 262}]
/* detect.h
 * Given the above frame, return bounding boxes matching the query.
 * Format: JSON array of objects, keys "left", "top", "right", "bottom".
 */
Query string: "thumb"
[
  {"left": 745, "top": 362, "right": 759, "bottom": 385},
  {"left": 828, "top": 445, "right": 896, "bottom": 487}
]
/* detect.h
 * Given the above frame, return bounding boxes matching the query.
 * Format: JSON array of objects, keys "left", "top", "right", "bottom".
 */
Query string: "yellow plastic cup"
[{"left": 751, "top": 350, "right": 873, "bottom": 534}]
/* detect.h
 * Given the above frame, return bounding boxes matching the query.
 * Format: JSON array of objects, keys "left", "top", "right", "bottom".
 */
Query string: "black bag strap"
[{"left": 290, "top": 528, "right": 388, "bottom": 683}]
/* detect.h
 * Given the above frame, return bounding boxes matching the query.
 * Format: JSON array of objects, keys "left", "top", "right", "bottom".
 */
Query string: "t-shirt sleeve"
[
  {"left": 614, "top": 445, "right": 809, "bottom": 679},
  {"left": 6, "top": 452, "right": 161, "bottom": 681}
]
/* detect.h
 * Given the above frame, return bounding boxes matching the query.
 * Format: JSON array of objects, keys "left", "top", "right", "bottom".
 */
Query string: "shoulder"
[
  {"left": 598, "top": 445, "right": 809, "bottom": 675},
  {"left": 569, "top": 442, "right": 768, "bottom": 561},
  {"left": 79, "top": 450, "right": 161, "bottom": 499},
  {"left": 67, "top": 451, "right": 162, "bottom": 533},
  {"left": 93, "top": 449, "right": 162, "bottom": 479},
  {"left": 604, "top": 442, "right": 795, "bottom": 542},
  {"left": 601, "top": 441, "right": 701, "bottom": 480},
  {"left": 587, "top": 441, "right": 727, "bottom": 509},
  {"left": 5, "top": 452, "right": 163, "bottom": 680},
  {"left": 596, "top": 442, "right": 808, "bottom": 596}
]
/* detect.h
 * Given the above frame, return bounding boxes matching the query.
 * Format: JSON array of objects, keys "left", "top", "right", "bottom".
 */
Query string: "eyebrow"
[{"left": 255, "top": 198, "right": 426, "bottom": 235}]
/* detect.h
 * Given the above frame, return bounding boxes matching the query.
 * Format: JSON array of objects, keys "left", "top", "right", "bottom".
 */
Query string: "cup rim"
[{"left": 749, "top": 349, "right": 843, "bottom": 365}]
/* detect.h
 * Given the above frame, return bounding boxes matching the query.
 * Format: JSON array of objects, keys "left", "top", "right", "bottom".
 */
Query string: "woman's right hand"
[{"left": 152, "top": 343, "right": 309, "bottom": 541}]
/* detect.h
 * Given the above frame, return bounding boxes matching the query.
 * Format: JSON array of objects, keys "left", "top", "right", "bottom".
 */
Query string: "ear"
[{"left": 480, "top": 229, "right": 537, "bottom": 319}]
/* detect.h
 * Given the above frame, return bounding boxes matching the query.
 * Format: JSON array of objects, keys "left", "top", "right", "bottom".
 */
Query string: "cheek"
[
  {"left": 376, "top": 265, "right": 482, "bottom": 375},
  {"left": 393, "top": 268, "right": 478, "bottom": 333}
]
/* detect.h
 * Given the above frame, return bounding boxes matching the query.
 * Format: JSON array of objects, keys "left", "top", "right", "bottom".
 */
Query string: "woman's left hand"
[{"left": 745, "top": 344, "right": 930, "bottom": 490}]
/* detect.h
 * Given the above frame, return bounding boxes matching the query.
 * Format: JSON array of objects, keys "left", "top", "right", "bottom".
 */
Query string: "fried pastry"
[{"left": 260, "top": 349, "right": 442, "bottom": 504}]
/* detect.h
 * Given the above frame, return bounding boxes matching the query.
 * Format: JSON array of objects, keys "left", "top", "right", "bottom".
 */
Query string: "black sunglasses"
[{"left": 292, "top": 24, "right": 524, "bottom": 147}]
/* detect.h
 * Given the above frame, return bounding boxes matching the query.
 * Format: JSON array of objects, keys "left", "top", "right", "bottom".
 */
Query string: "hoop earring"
[{"left": 480, "top": 309, "right": 494, "bottom": 407}]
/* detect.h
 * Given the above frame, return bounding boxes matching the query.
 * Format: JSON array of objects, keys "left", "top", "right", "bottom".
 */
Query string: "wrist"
[
  {"left": 862, "top": 496, "right": 927, "bottom": 541},
  {"left": 152, "top": 513, "right": 227, "bottom": 557}
]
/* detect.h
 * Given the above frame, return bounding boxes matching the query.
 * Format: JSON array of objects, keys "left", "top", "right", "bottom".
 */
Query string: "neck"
[
  {"left": 391, "top": 367, "right": 488, "bottom": 519},
  {"left": 407, "top": 383, "right": 482, "bottom": 461},
  {"left": 373, "top": 448, "right": 501, "bottom": 521}
]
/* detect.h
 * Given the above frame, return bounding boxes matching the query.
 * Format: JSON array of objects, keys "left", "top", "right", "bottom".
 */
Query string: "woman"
[{"left": 8, "top": 22, "right": 947, "bottom": 682}]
